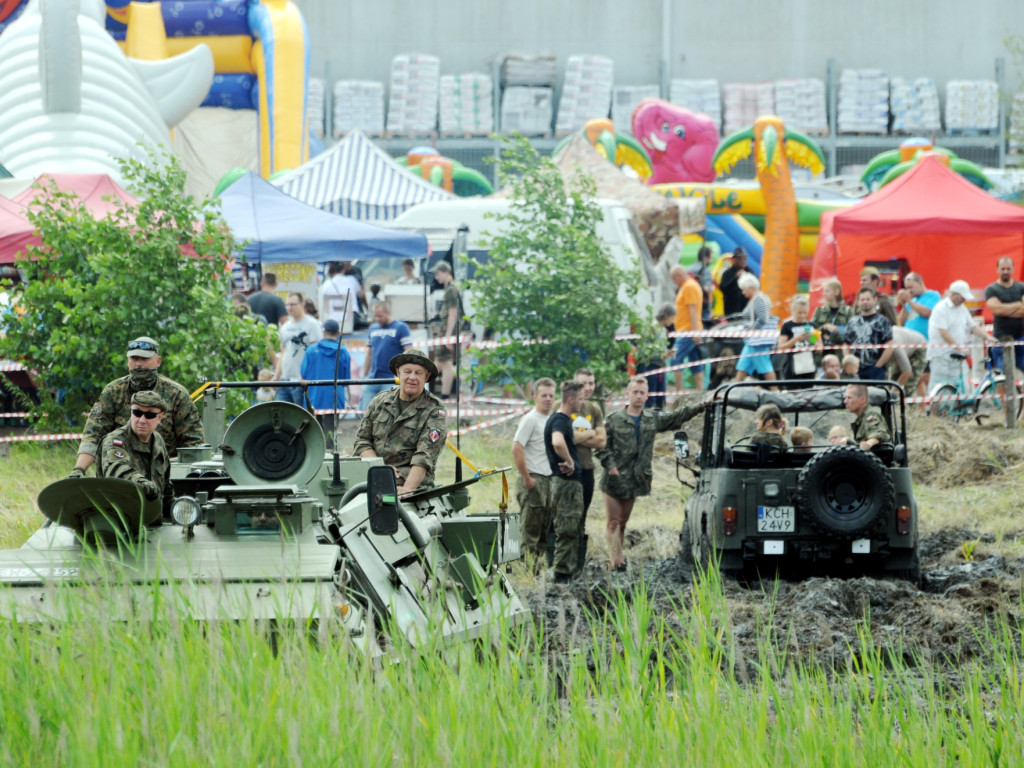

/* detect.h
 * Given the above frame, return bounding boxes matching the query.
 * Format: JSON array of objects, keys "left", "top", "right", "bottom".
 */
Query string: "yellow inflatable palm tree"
[{"left": 713, "top": 116, "right": 825, "bottom": 304}]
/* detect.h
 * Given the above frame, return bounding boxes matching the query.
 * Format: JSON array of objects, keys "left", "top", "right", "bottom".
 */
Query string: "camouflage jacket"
[
  {"left": 78, "top": 374, "right": 204, "bottom": 458},
  {"left": 353, "top": 387, "right": 447, "bottom": 487},
  {"left": 598, "top": 401, "right": 703, "bottom": 498},
  {"left": 97, "top": 423, "right": 174, "bottom": 508},
  {"left": 851, "top": 405, "right": 891, "bottom": 445}
]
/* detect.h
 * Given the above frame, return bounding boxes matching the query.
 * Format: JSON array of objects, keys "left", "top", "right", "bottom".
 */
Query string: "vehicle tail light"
[
  {"left": 723, "top": 507, "right": 737, "bottom": 536},
  {"left": 896, "top": 506, "right": 911, "bottom": 535}
]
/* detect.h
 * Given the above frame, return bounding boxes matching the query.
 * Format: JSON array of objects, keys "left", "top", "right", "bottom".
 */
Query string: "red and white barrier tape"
[
  {"left": 0, "top": 432, "right": 81, "bottom": 443},
  {"left": 448, "top": 408, "right": 528, "bottom": 437}
]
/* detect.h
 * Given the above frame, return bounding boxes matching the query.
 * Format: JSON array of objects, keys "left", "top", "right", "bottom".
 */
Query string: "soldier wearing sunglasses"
[
  {"left": 96, "top": 391, "right": 174, "bottom": 510},
  {"left": 69, "top": 336, "right": 203, "bottom": 478}
]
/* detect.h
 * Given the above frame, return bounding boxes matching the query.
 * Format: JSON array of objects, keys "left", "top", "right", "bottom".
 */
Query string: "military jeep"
[{"left": 678, "top": 380, "right": 919, "bottom": 583}]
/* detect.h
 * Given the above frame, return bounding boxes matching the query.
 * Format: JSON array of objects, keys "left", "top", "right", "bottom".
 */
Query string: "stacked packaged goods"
[
  {"left": 439, "top": 74, "right": 494, "bottom": 135},
  {"left": 890, "top": 77, "right": 942, "bottom": 134},
  {"left": 837, "top": 69, "right": 890, "bottom": 134},
  {"left": 386, "top": 53, "right": 440, "bottom": 134},
  {"left": 555, "top": 55, "right": 614, "bottom": 134},
  {"left": 307, "top": 77, "right": 325, "bottom": 138},
  {"left": 500, "top": 87, "right": 554, "bottom": 135},
  {"left": 332, "top": 80, "right": 385, "bottom": 137},
  {"left": 722, "top": 82, "right": 774, "bottom": 135},
  {"left": 498, "top": 52, "right": 557, "bottom": 136},
  {"left": 499, "top": 53, "right": 558, "bottom": 88},
  {"left": 1010, "top": 93, "right": 1024, "bottom": 153},
  {"left": 611, "top": 85, "right": 660, "bottom": 133},
  {"left": 773, "top": 78, "right": 827, "bottom": 135},
  {"left": 669, "top": 79, "right": 722, "bottom": 130},
  {"left": 945, "top": 80, "right": 999, "bottom": 133}
]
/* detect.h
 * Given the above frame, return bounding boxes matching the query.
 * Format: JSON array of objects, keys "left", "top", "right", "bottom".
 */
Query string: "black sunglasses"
[
  {"left": 131, "top": 408, "right": 162, "bottom": 420},
  {"left": 127, "top": 340, "right": 159, "bottom": 352}
]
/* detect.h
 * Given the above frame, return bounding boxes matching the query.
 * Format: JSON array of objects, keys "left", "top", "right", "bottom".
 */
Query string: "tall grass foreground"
[{"left": 0, "top": 568, "right": 1020, "bottom": 766}]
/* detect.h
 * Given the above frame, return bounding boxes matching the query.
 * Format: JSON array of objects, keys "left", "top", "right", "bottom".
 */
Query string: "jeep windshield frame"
[{"left": 701, "top": 380, "right": 908, "bottom": 466}]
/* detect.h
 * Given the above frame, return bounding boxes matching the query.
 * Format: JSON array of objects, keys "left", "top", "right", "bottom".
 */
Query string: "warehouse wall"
[{"left": 294, "top": 0, "right": 1024, "bottom": 94}]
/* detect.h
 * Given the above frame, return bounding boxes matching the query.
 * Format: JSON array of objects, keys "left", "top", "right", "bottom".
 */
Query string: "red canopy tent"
[
  {"left": 0, "top": 174, "right": 138, "bottom": 264},
  {"left": 810, "top": 155, "right": 1024, "bottom": 307}
]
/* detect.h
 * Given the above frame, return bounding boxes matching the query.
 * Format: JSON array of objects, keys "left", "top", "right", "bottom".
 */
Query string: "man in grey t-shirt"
[
  {"left": 275, "top": 292, "right": 322, "bottom": 405},
  {"left": 511, "top": 377, "right": 556, "bottom": 559}
]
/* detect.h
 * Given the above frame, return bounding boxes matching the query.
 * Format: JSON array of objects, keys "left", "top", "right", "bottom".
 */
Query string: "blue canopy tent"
[{"left": 218, "top": 172, "right": 429, "bottom": 264}]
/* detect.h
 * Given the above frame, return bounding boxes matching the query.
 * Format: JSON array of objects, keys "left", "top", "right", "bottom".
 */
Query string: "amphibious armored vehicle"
[{"left": 0, "top": 388, "right": 529, "bottom": 651}]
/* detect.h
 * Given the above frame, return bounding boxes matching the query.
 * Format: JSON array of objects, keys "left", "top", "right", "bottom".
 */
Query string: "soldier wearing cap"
[
  {"left": 69, "top": 336, "right": 204, "bottom": 477},
  {"left": 96, "top": 391, "right": 174, "bottom": 511},
  {"left": 432, "top": 261, "right": 467, "bottom": 400},
  {"left": 353, "top": 349, "right": 447, "bottom": 495}
]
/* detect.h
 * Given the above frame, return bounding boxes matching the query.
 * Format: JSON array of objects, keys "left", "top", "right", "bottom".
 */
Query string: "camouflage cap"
[
  {"left": 389, "top": 348, "right": 438, "bottom": 380},
  {"left": 131, "top": 391, "right": 167, "bottom": 411},
  {"left": 127, "top": 336, "right": 159, "bottom": 359}
]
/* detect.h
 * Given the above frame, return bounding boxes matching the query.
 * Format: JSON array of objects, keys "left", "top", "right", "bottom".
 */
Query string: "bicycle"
[{"left": 928, "top": 350, "right": 1023, "bottom": 423}]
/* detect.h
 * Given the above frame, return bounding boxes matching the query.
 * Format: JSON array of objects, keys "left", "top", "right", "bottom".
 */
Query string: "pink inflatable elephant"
[{"left": 631, "top": 99, "right": 720, "bottom": 184}]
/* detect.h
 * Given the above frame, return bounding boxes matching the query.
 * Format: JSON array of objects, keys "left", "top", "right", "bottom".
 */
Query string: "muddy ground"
[{"left": 511, "top": 409, "right": 1024, "bottom": 680}]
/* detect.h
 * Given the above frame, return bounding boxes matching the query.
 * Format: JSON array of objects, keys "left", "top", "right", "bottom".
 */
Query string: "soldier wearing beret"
[
  {"left": 353, "top": 349, "right": 447, "bottom": 495},
  {"left": 70, "top": 336, "right": 204, "bottom": 477},
  {"left": 843, "top": 383, "right": 892, "bottom": 451},
  {"left": 598, "top": 376, "right": 706, "bottom": 572},
  {"left": 96, "top": 391, "right": 174, "bottom": 512}
]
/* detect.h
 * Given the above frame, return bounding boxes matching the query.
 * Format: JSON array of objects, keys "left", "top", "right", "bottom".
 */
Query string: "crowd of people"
[
  {"left": 59, "top": 252, "right": 1024, "bottom": 584},
  {"left": 651, "top": 252, "right": 1024, "bottom": 407}
]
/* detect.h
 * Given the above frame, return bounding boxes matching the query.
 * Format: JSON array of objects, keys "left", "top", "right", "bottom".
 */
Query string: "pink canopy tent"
[
  {"left": 0, "top": 196, "right": 37, "bottom": 263},
  {"left": 0, "top": 173, "right": 138, "bottom": 264}
]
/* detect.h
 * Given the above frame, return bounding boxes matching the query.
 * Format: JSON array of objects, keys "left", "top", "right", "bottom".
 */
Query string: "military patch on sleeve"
[
  {"left": 113, "top": 450, "right": 126, "bottom": 459},
  {"left": 112, "top": 439, "right": 124, "bottom": 446},
  {"left": 866, "top": 415, "right": 877, "bottom": 423},
  {"left": 437, "top": 409, "right": 446, "bottom": 417},
  {"left": 429, "top": 429, "right": 441, "bottom": 443}
]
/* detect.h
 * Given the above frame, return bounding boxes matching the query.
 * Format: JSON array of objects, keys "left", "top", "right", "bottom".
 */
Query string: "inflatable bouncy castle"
[{"left": 0, "top": 0, "right": 310, "bottom": 178}]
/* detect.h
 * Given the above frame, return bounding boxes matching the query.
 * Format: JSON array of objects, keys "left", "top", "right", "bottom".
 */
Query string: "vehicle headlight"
[{"left": 170, "top": 496, "right": 201, "bottom": 527}]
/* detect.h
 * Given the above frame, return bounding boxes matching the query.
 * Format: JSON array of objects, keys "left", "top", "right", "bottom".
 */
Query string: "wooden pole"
[{"left": 1002, "top": 338, "right": 1017, "bottom": 430}]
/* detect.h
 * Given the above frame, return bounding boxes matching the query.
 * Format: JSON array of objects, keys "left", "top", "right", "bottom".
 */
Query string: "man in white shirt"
[
  {"left": 275, "top": 292, "right": 322, "bottom": 405},
  {"left": 320, "top": 261, "right": 363, "bottom": 333},
  {"left": 927, "top": 280, "right": 996, "bottom": 386},
  {"left": 511, "top": 377, "right": 557, "bottom": 560}
]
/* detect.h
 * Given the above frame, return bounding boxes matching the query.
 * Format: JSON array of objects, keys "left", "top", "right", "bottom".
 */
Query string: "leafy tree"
[
  {"left": 470, "top": 136, "right": 658, "bottom": 392},
  {"left": 0, "top": 152, "right": 276, "bottom": 430}
]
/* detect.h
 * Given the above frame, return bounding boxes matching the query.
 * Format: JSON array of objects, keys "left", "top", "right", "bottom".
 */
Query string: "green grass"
[
  {"left": 0, "top": 569, "right": 1022, "bottom": 765},
  {"left": 0, "top": 440, "right": 76, "bottom": 548}
]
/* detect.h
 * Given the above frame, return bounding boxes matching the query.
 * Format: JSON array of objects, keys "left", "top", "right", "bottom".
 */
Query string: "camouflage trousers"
[
  {"left": 888, "top": 347, "right": 928, "bottom": 396},
  {"left": 549, "top": 476, "right": 583, "bottom": 576},
  {"left": 516, "top": 473, "right": 553, "bottom": 558}
]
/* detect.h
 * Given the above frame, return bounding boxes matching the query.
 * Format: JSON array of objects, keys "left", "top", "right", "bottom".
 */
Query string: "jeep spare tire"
[{"left": 795, "top": 445, "right": 893, "bottom": 538}]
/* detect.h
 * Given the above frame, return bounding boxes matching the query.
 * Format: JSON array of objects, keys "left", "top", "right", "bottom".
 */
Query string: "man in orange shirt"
[{"left": 669, "top": 265, "right": 705, "bottom": 397}]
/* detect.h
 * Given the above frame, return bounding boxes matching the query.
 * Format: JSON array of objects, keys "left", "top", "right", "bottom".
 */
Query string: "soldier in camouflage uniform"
[
  {"left": 432, "top": 262, "right": 467, "bottom": 399},
  {"left": 844, "top": 383, "right": 892, "bottom": 450},
  {"left": 543, "top": 380, "right": 586, "bottom": 583},
  {"left": 354, "top": 349, "right": 447, "bottom": 495},
  {"left": 96, "top": 391, "right": 174, "bottom": 513},
  {"left": 69, "top": 337, "right": 204, "bottom": 478},
  {"left": 599, "top": 376, "right": 706, "bottom": 571}
]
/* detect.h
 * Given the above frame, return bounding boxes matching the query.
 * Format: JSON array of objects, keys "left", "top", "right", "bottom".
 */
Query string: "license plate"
[{"left": 757, "top": 505, "right": 795, "bottom": 533}]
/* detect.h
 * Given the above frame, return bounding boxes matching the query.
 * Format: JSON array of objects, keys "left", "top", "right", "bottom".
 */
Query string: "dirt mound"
[
  {"left": 515, "top": 526, "right": 1024, "bottom": 678},
  {"left": 906, "top": 411, "right": 1024, "bottom": 487}
]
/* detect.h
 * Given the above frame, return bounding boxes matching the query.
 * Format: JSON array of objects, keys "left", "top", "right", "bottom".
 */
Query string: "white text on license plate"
[{"left": 757, "top": 505, "right": 795, "bottom": 533}]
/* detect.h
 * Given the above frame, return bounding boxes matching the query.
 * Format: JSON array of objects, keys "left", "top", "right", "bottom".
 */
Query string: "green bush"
[{"left": 0, "top": 153, "right": 276, "bottom": 430}]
